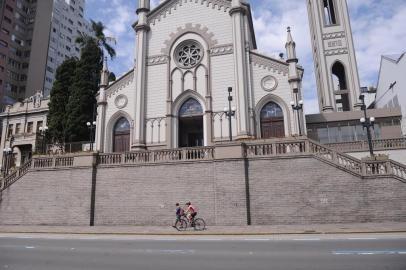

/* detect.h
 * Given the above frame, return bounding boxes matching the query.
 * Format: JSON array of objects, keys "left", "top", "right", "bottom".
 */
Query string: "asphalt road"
[{"left": 0, "top": 234, "right": 405, "bottom": 270}]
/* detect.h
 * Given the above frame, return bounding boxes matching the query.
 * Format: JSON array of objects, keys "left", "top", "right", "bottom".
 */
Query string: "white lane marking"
[
  {"left": 25, "top": 246, "right": 35, "bottom": 249},
  {"left": 334, "top": 250, "right": 406, "bottom": 255},
  {"left": 293, "top": 238, "right": 321, "bottom": 241},
  {"left": 347, "top": 238, "right": 377, "bottom": 240}
]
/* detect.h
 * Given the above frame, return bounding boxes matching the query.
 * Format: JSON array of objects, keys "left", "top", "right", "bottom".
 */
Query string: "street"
[{"left": 0, "top": 233, "right": 405, "bottom": 270}]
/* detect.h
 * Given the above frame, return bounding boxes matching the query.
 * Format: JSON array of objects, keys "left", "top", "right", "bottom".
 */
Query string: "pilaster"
[
  {"left": 230, "top": 0, "right": 250, "bottom": 139},
  {"left": 132, "top": 0, "right": 150, "bottom": 150}
]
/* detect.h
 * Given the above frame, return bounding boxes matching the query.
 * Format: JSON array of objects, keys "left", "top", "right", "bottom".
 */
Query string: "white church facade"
[{"left": 95, "top": 0, "right": 305, "bottom": 153}]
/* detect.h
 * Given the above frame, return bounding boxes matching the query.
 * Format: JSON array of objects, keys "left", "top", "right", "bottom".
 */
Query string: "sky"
[{"left": 85, "top": 0, "right": 406, "bottom": 114}]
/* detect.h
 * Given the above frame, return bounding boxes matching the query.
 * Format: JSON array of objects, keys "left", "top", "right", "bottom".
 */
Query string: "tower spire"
[
  {"left": 100, "top": 57, "right": 109, "bottom": 87},
  {"left": 285, "top": 26, "right": 297, "bottom": 62}
]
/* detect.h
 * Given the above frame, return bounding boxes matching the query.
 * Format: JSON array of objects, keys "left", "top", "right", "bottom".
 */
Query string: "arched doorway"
[
  {"left": 260, "top": 102, "right": 285, "bottom": 138},
  {"left": 113, "top": 117, "right": 130, "bottom": 152},
  {"left": 178, "top": 98, "right": 204, "bottom": 147}
]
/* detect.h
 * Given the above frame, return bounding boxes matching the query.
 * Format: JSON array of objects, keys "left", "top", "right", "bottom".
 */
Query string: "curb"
[{"left": 1, "top": 230, "right": 406, "bottom": 236}]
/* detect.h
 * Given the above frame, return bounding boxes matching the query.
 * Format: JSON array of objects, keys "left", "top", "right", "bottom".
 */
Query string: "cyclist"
[
  {"left": 185, "top": 202, "right": 197, "bottom": 224},
  {"left": 172, "top": 203, "right": 184, "bottom": 228}
]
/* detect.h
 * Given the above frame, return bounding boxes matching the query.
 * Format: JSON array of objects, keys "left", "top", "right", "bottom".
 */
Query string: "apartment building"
[{"left": 0, "top": 0, "right": 92, "bottom": 108}]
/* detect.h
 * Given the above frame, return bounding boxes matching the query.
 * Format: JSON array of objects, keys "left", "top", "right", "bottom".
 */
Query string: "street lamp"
[
  {"left": 224, "top": 87, "right": 236, "bottom": 142},
  {"left": 290, "top": 93, "right": 304, "bottom": 136},
  {"left": 38, "top": 126, "right": 48, "bottom": 154},
  {"left": 359, "top": 94, "right": 375, "bottom": 157},
  {"left": 87, "top": 121, "right": 96, "bottom": 151}
]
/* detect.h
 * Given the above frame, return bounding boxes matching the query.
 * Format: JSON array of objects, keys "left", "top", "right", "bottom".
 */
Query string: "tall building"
[
  {"left": 0, "top": 0, "right": 92, "bottom": 108},
  {"left": 374, "top": 53, "right": 406, "bottom": 135},
  {"left": 305, "top": 0, "right": 403, "bottom": 143},
  {"left": 307, "top": 0, "right": 362, "bottom": 112}
]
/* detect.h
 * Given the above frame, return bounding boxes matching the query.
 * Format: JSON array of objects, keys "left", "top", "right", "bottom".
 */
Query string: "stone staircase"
[{"left": 1, "top": 138, "right": 406, "bottom": 194}]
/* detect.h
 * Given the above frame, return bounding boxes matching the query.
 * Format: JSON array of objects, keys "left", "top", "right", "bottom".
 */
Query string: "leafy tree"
[
  {"left": 63, "top": 20, "right": 115, "bottom": 142},
  {"left": 65, "top": 40, "right": 102, "bottom": 142},
  {"left": 47, "top": 58, "right": 78, "bottom": 142}
]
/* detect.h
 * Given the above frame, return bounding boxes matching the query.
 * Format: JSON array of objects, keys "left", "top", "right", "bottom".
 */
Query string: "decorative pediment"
[
  {"left": 106, "top": 69, "right": 134, "bottom": 98},
  {"left": 250, "top": 52, "right": 289, "bottom": 75},
  {"left": 148, "top": 0, "right": 232, "bottom": 26}
]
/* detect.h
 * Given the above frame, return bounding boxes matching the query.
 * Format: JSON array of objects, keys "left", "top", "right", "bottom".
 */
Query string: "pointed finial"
[{"left": 102, "top": 56, "right": 108, "bottom": 71}]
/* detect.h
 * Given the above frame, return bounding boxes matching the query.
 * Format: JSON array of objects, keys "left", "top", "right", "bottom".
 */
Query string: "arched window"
[
  {"left": 260, "top": 102, "right": 285, "bottom": 138},
  {"left": 323, "top": 0, "right": 337, "bottom": 25},
  {"left": 178, "top": 98, "right": 204, "bottom": 147},
  {"left": 113, "top": 117, "right": 130, "bottom": 152},
  {"left": 332, "top": 62, "right": 350, "bottom": 111}
]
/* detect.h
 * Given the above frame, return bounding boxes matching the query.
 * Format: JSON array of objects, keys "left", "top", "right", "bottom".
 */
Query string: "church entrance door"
[
  {"left": 178, "top": 98, "right": 204, "bottom": 148},
  {"left": 260, "top": 102, "right": 285, "bottom": 139},
  {"left": 113, "top": 117, "right": 130, "bottom": 152}
]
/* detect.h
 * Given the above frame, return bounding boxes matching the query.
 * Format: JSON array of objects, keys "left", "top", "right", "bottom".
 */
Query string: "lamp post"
[
  {"left": 359, "top": 95, "right": 375, "bottom": 157},
  {"left": 87, "top": 121, "right": 96, "bottom": 151},
  {"left": 290, "top": 92, "right": 304, "bottom": 136},
  {"left": 223, "top": 87, "right": 236, "bottom": 142},
  {"left": 38, "top": 126, "right": 48, "bottom": 154}
]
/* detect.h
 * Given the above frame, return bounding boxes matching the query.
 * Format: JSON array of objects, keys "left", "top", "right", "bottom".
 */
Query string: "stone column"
[
  {"left": 132, "top": 0, "right": 150, "bottom": 150},
  {"left": 230, "top": 0, "right": 250, "bottom": 139}
]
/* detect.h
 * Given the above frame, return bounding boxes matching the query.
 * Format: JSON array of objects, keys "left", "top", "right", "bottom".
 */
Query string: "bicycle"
[{"left": 174, "top": 214, "right": 206, "bottom": 231}]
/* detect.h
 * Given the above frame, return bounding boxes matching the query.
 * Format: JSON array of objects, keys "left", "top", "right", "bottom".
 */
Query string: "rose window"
[{"left": 175, "top": 41, "right": 203, "bottom": 69}]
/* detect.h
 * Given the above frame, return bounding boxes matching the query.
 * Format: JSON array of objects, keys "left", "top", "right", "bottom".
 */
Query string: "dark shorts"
[{"left": 191, "top": 212, "right": 197, "bottom": 218}]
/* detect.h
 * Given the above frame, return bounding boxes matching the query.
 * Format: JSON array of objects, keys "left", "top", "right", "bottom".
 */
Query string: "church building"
[{"left": 95, "top": 0, "right": 305, "bottom": 153}]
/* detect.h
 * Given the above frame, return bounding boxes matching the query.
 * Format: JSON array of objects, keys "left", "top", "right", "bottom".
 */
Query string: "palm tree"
[{"left": 76, "top": 20, "right": 116, "bottom": 59}]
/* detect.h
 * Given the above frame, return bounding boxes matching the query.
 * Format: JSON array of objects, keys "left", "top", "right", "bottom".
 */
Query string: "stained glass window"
[
  {"left": 114, "top": 117, "right": 130, "bottom": 133},
  {"left": 179, "top": 98, "right": 203, "bottom": 117},
  {"left": 260, "top": 102, "right": 283, "bottom": 119},
  {"left": 175, "top": 40, "right": 203, "bottom": 69}
]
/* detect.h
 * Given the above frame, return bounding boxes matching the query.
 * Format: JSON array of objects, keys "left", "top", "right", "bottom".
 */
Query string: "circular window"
[{"left": 175, "top": 40, "right": 203, "bottom": 69}]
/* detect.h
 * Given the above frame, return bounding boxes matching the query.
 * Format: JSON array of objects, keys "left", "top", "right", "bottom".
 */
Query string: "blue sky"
[{"left": 85, "top": 0, "right": 406, "bottom": 114}]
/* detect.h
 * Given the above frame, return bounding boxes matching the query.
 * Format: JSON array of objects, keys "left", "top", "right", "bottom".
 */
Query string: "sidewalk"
[{"left": 0, "top": 222, "right": 405, "bottom": 235}]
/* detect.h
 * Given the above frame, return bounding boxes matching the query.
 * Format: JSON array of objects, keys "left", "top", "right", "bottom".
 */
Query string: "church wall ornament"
[
  {"left": 261, "top": 75, "right": 278, "bottom": 92},
  {"left": 324, "top": 48, "right": 349, "bottom": 56},
  {"left": 114, "top": 95, "right": 128, "bottom": 109},
  {"left": 210, "top": 44, "right": 233, "bottom": 56},
  {"left": 147, "top": 55, "right": 169, "bottom": 66},
  {"left": 322, "top": 31, "right": 345, "bottom": 40},
  {"left": 161, "top": 23, "right": 217, "bottom": 55}
]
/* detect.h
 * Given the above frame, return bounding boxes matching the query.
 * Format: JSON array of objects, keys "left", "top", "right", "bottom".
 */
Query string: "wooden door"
[{"left": 261, "top": 118, "right": 285, "bottom": 138}]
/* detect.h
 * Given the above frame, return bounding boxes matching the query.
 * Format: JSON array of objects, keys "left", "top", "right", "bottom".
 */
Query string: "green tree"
[
  {"left": 108, "top": 72, "right": 116, "bottom": 82},
  {"left": 64, "top": 20, "right": 116, "bottom": 142},
  {"left": 65, "top": 40, "right": 102, "bottom": 142},
  {"left": 47, "top": 58, "right": 78, "bottom": 143},
  {"left": 76, "top": 20, "right": 116, "bottom": 59}
]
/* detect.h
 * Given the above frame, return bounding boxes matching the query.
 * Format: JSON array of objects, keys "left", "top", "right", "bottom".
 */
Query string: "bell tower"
[{"left": 307, "top": 0, "right": 362, "bottom": 112}]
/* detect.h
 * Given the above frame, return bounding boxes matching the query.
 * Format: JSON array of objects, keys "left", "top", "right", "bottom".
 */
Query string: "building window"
[
  {"left": 323, "top": 0, "right": 337, "bottom": 25},
  {"left": 27, "top": 122, "right": 33, "bottom": 133},
  {"left": 15, "top": 123, "right": 21, "bottom": 134},
  {"left": 174, "top": 40, "right": 203, "bottom": 69}
]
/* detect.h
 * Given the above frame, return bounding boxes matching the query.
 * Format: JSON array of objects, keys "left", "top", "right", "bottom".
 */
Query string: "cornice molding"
[
  {"left": 210, "top": 43, "right": 233, "bottom": 56},
  {"left": 106, "top": 70, "right": 134, "bottom": 98},
  {"left": 322, "top": 31, "right": 345, "bottom": 40},
  {"left": 250, "top": 52, "right": 289, "bottom": 75},
  {"left": 147, "top": 55, "right": 169, "bottom": 66}
]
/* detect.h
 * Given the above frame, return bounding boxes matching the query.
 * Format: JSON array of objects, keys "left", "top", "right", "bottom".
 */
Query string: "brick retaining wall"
[{"left": 0, "top": 155, "right": 405, "bottom": 226}]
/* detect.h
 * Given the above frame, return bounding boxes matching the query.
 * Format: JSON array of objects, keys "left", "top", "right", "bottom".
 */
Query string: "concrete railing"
[
  {"left": 325, "top": 138, "right": 406, "bottom": 152},
  {"left": 2, "top": 138, "right": 406, "bottom": 193},
  {"left": 98, "top": 147, "right": 215, "bottom": 165}
]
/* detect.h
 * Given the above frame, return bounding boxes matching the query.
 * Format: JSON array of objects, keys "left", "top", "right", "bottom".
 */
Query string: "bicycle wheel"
[
  {"left": 175, "top": 218, "right": 187, "bottom": 231},
  {"left": 193, "top": 218, "right": 206, "bottom": 231}
]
